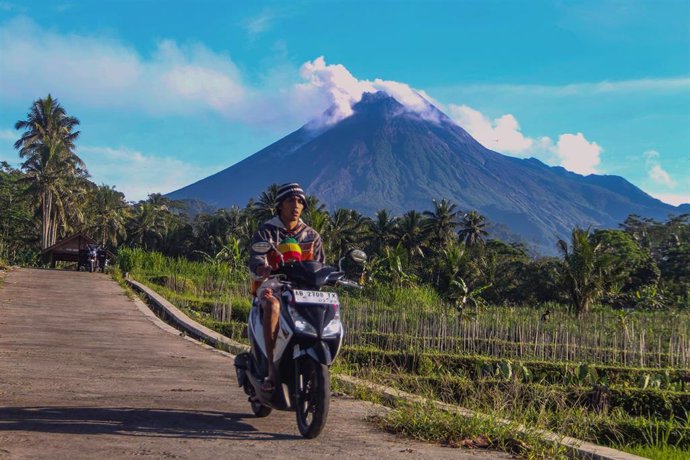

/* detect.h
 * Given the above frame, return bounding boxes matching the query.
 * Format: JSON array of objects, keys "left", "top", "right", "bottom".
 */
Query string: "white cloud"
[
  {"left": 643, "top": 150, "right": 660, "bottom": 161},
  {"left": 649, "top": 193, "right": 690, "bottom": 206},
  {"left": 244, "top": 10, "right": 276, "bottom": 37},
  {"left": 0, "top": 129, "right": 18, "bottom": 166},
  {"left": 1, "top": 10, "right": 509, "bottom": 135},
  {"left": 447, "top": 105, "right": 534, "bottom": 154},
  {"left": 297, "top": 56, "right": 441, "bottom": 126},
  {"left": 0, "top": 21, "right": 440, "bottom": 128},
  {"left": 243, "top": 7, "right": 296, "bottom": 39},
  {"left": 448, "top": 104, "right": 603, "bottom": 174},
  {"left": 0, "top": 129, "right": 16, "bottom": 141},
  {"left": 77, "top": 145, "right": 218, "bottom": 201},
  {"left": 442, "top": 77, "right": 690, "bottom": 98},
  {"left": 644, "top": 150, "right": 677, "bottom": 187},
  {"left": 648, "top": 165, "right": 675, "bottom": 187},
  {"left": 0, "top": 17, "right": 246, "bottom": 116},
  {"left": 554, "top": 133, "right": 602, "bottom": 175},
  {"left": 297, "top": 57, "right": 376, "bottom": 124}
]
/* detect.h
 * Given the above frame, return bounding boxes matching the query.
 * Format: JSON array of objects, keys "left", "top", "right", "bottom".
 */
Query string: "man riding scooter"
[{"left": 248, "top": 183, "right": 325, "bottom": 392}]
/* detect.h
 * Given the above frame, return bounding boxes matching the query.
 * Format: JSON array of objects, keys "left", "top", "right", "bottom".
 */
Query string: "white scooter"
[{"left": 235, "top": 242, "right": 366, "bottom": 438}]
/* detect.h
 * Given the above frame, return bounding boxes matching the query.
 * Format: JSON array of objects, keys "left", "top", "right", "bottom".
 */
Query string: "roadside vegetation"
[
  {"left": 117, "top": 246, "right": 689, "bottom": 459},
  {"left": 3, "top": 95, "right": 689, "bottom": 458}
]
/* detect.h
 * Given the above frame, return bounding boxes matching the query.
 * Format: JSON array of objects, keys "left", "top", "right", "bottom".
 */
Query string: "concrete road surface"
[{"left": 0, "top": 268, "right": 509, "bottom": 459}]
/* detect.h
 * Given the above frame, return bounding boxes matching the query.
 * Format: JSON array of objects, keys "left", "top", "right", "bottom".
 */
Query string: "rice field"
[{"left": 118, "top": 248, "right": 690, "bottom": 457}]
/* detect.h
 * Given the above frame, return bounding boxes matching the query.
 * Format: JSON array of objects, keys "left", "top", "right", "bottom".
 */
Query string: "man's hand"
[
  {"left": 256, "top": 264, "right": 271, "bottom": 278},
  {"left": 261, "top": 287, "right": 274, "bottom": 301}
]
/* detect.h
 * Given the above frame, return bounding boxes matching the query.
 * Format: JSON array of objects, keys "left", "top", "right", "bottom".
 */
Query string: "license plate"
[{"left": 293, "top": 290, "right": 339, "bottom": 305}]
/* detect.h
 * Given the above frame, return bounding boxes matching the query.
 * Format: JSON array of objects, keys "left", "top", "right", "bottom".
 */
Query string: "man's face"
[{"left": 279, "top": 195, "right": 304, "bottom": 223}]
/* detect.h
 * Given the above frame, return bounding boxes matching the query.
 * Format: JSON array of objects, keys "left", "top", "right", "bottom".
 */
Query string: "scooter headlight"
[{"left": 322, "top": 304, "right": 342, "bottom": 338}]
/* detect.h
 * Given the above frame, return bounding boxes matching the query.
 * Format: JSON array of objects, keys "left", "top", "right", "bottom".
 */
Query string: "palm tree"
[
  {"left": 146, "top": 192, "right": 187, "bottom": 215},
  {"left": 252, "top": 183, "right": 279, "bottom": 222},
  {"left": 397, "top": 210, "right": 428, "bottom": 259},
  {"left": 365, "top": 209, "right": 399, "bottom": 255},
  {"left": 127, "top": 202, "right": 168, "bottom": 249},
  {"left": 441, "top": 242, "right": 466, "bottom": 279},
  {"left": 14, "top": 95, "right": 86, "bottom": 248},
  {"left": 424, "top": 199, "right": 461, "bottom": 249},
  {"left": 557, "top": 227, "right": 610, "bottom": 316},
  {"left": 301, "top": 194, "right": 329, "bottom": 234},
  {"left": 303, "top": 194, "right": 326, "bottom": 214},
  {"left": 230, "top": 205, "right": 255, "bottom": 242},
  {"left": 158, "top": 213, "right": 193, "bottom": 256},
  {"left": 198, "top": 210, "right": 232, "bottom": 255},
  {"left": 458, "top": 210, "right": 488, "bottom": 247},
  {"left": 88, "top": 185, "right": 129, "bottom": 247},
  {"left": 305, "top": 208, "right": 330, "bottom": 236},
  {"left": 325, "top": 208, "right": 367, "bottom": 258}
]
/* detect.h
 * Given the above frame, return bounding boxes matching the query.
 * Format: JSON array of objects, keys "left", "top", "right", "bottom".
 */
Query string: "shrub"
[{"left": 231, "top": 297, "right": 252, "bottom": 322}]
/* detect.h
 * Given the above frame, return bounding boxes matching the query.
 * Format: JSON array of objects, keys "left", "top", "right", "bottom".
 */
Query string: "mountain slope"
[{"left": 168, "top": 92, "right": 684, "bottom": 255}]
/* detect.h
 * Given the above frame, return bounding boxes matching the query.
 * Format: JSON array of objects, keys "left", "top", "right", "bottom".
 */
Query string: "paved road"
[{"left": 0, "top": 268, "right": 508, "bottom": 459}]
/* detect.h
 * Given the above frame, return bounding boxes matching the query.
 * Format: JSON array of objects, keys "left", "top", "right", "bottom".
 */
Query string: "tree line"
[{"left": 2, "top": 95, "right": 688, "bottom": 314}]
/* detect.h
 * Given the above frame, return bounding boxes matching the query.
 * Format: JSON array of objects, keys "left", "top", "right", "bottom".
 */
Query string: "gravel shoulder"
[{"left": 0, "top": 268, "right": 509, "bottom": 460}]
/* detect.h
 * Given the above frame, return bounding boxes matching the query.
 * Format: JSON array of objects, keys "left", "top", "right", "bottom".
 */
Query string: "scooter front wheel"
[{"left": 295, "top": 357, "right": 330, "bottom": 438}]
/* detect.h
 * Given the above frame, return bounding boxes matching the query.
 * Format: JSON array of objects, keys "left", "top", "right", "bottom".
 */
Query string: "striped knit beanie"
[
  {"left": 278, "top": 237, "right": 302, "bottom": 263},
  {"left": 276, "top": 183, "right": 307, "bottom": 207}
]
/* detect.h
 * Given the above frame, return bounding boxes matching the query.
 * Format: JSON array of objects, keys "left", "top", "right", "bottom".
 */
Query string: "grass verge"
[
  {"left": 620, "top": 444, "right": 689, "bottom": 460},
  {"left": 370, "top": 402, "right": 567, "bottom": 459}
]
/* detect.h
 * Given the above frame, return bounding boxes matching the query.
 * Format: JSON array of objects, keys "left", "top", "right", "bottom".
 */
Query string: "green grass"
[
  {"left": 621, "top": 444, "right": 689, "bottom": 460},
  {"left": 338, "top": 364, "right": 690, "bottom": 450},
  {"left": 617, "top": 412, "right": 690, "bottom": 459},
  {"left": 370, "top": 402, "right": 568, "bottom": 459},
  {"left": 109, "top": 266, "right": 136, "bottom": 300}
]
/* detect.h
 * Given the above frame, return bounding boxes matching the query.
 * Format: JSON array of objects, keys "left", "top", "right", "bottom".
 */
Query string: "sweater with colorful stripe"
[{"left": 248, "top": 216, "right": 325, "bottom": 280}]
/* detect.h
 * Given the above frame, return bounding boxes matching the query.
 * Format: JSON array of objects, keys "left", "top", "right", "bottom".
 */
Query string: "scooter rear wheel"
[{"left": 295, "top": 357, "right": 330, "bottom": 438}]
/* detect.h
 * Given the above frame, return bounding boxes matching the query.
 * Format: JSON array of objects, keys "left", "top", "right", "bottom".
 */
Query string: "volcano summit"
[{"left": 168, "top": 91, "right": 686, "bottom": 255}]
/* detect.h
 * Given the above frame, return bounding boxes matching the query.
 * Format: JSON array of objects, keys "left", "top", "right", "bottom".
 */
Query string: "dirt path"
[{"left": 0, "top": 268, "right": 509, "bottom": 459}]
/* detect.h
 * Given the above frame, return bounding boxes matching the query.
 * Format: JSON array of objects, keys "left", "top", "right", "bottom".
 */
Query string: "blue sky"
[{"left": 0, "top": 0, "right": 688, "bottom": 205}]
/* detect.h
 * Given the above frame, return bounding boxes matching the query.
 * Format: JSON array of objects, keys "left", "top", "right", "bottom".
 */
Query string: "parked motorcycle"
[
  {"left": 97, "top": 248, "right": 109, "bottom": 273},
  {"left": 88, "top": 246, "right": 98, "bottom": 273},
  {"left": 234, "top": 242, "right": 366, "bottom": 438}
]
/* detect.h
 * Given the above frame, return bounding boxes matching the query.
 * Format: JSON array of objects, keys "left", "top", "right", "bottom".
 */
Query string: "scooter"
[
  {"left": 234, "top": 242, "right": 366, "bottom": 438},
  {"left": 88, "top": 246, "right": 98, "bottom": 273},
  {"left": 97, "top": 248, "right": 109, "bottom": 273}
]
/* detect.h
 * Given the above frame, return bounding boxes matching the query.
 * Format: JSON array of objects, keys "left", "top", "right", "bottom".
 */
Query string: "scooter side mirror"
[
  {"left": 251, "top": 241, "right": 272, "bottom": 255},
  {"left": 348, "top": 249, "right": 367, "bottom": 264}
]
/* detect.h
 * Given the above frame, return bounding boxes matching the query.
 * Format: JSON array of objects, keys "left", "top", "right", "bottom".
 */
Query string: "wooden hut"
[{"left": 40, "top": 233, "right": 113, "bottom": 269}]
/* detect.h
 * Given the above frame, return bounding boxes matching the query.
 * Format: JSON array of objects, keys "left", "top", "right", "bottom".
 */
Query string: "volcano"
[{"left": 168, "top": 91, "right": 687, "bottom": 255}]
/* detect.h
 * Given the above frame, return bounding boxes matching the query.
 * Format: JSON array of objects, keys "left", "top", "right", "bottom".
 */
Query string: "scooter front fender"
[{"left": 303, "top": 341, "right": 333, "bottom": 366}]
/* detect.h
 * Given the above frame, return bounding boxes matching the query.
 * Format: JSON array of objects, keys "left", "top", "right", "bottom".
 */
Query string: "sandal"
[{"left": 261, "top": 378, "right": 275, "bottom": 392}]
